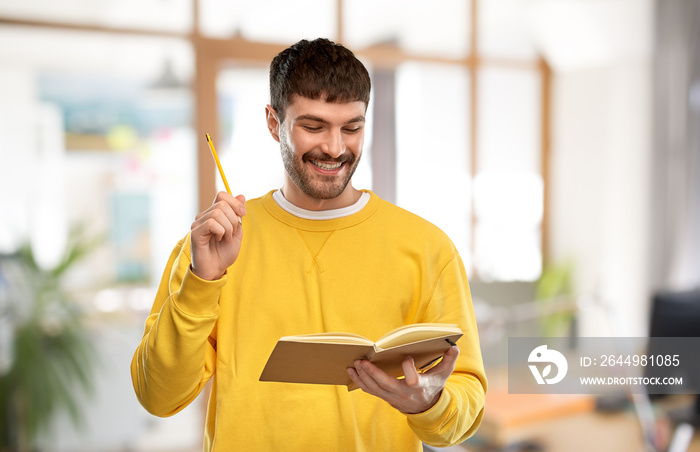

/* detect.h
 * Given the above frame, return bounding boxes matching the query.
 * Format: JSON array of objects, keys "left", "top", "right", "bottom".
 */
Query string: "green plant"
[
  {"left": 0, "top": 228, "right": 102, "bottom": 452},
  {"left": 535, "top": 260, "right": 575, "bottom": 337}
]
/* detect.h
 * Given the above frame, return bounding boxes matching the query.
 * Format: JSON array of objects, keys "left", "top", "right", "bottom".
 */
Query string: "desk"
[{"left": 465, "top": 375, "right": 700, "bottom": 452}]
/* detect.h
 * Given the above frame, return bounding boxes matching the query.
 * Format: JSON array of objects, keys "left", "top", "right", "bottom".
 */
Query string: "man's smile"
[{"left": 309, "top": 160, "right": 344, "bottom": 171}]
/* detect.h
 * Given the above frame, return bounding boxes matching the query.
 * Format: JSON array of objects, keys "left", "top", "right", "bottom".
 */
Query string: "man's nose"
[{"left": 321, "top": 129, "right": 346, "bottom": 158}]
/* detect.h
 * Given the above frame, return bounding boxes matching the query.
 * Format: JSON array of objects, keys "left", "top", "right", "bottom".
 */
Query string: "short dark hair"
[{"left": 269, "top": 38, "right": 371, "bottom": 122}]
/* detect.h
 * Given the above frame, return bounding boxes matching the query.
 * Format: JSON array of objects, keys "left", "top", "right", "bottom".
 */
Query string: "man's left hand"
[{"left": 346, "top": 346, "right": 460, "bottom": 414}]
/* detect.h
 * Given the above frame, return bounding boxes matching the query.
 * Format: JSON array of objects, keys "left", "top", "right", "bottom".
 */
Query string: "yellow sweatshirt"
[{"left": 131, "top": 190, "right": 486, "bottom": 451}]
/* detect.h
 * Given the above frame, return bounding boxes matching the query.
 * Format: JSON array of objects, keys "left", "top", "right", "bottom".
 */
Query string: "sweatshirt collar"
[
  {"left": 260, "top": 189, "right": 380, "bottom": 232},
  {"left": 272, "top": 189, "right": 371, "bottom": 220}
]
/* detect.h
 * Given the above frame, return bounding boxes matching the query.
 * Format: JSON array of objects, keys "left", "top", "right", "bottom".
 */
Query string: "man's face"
[{"left": 267, "top": 96, "right": 366, "bottom": 207}]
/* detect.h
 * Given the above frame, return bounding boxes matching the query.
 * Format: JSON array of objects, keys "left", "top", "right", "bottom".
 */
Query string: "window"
[
  {"left": 0, "top": 0, "right": 550, "bottom": 286},
  {"left": 0, "top": 26, "right": 196, "bottom": 286},
  {"left": 395, "top": 63, "right": 472, "bottom": 264}
]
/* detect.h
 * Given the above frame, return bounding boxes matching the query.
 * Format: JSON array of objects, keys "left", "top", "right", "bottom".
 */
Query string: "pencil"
[
  {"left": 206, "top": 133, "right": 232, "bottom": 195},
  {"left": 206, "top": 133, "right": 242, "bottom": 225}
]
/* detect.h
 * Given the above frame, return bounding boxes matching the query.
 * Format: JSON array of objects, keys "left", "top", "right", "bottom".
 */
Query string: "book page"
[
  {"left": 375, "top": 323, "right": 461, "bottom": 350},
  {"left": 280, "top": 332, "right": 373, "bottom": 346}
]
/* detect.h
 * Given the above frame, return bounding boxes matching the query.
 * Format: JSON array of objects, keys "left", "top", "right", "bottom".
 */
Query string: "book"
[{"left": 259, "top": 323, "right": 463, "bottom": 390}]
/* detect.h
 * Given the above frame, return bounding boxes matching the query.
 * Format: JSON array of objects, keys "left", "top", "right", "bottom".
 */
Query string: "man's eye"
[
  {"left": 343, "top": 127, "right": 361, "bottom": 134},
  {"left": 303, "top": 126, "right": 322, "bottom": 132}
]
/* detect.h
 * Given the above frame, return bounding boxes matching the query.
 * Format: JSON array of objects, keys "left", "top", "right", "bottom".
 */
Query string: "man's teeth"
[{"left": 311, "top": 160, "right": 343, "bottom": 170}]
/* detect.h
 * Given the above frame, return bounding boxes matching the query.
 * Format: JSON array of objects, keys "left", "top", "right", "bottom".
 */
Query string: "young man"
[{"left": 131, "top": 38, "right": 486, "bottom": 451}]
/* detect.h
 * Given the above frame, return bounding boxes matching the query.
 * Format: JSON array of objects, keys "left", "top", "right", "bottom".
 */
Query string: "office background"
[{"left": 1, "top": 0, "right": 698, "bottom": 451}]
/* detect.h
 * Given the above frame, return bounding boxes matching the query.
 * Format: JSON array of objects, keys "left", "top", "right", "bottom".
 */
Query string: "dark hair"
[{"left": 269, "top": 38, "right": 371, "bottom": 121}]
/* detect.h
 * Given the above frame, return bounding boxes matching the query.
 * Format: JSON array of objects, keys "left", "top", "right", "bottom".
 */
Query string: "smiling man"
[
  {"left": 270, "top": 95, "right": 366, "bottom": 209},
  {"left": 131, "top": 38, "right": 486, "bottom": 451}
]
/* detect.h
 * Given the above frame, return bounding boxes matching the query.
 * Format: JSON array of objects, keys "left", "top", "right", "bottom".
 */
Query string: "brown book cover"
[{"left": 259, "top": 323, "right": 463, "bottom": 390}]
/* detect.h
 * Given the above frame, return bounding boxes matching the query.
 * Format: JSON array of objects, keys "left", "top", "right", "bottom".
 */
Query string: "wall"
[{"left": 547, "top": 0, "right": 654, "bottom": 336}]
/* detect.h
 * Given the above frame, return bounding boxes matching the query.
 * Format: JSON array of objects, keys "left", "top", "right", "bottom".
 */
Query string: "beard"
[{"left": 280, "top": 139, "right": 361, "bottom": 200}]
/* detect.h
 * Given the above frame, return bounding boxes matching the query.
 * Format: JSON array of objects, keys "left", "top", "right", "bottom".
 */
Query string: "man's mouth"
[{"left": 309, "top": 160, "right": 344, "bottom": 171}]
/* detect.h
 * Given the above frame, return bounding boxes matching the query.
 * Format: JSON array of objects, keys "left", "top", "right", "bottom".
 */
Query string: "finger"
[
  {"left": 214, "top": 192, "right": 246, "bottom": 220},
  {"left": 235, "top": 194, "right": 247, "bottom": 213},
  {"left": 225, "top": 193, "right": 246, "bottom": 225},
  {"left": 195, "top": 191, "right": 228, "bottom": 221},
  {"left": 351, "top": 361, "right": 383, "bottom": 395},
  {"left": 354, "top": 360, "right": 401, "bottom": 394},
  {"left": 194, "top": 207, "right": 241, "bottom": 244},
  {"left": 235, "top": 195, "right": 245, "bottom": 226},
  {"left": 402, "top": 356, "right": 420, "bottom": 387},
  {"left": 232, "top": 214, "right": 244, "bottom": 240},
  {"left": 346, "top": 367, "right": 367, "bottom": 391},
  {"left": 213, "top": 202, "right": 240, "bottom": 236},
  {"left": 227, "top": 193, "right": 246, "bottom": 224},
  {"left": 347, "top": 365, "right": 380, "bottom": 395},
  {"left": 426, "top": 346, "right": 460, "bottom": 376},
  {"left": 191, "top": 216, "right": 227, "bottom": 242},
  {"left": 194, "top": 202, "right": 239, "bottom": 237},
  {"left": 217, "top": 191, "right": 246, "bottom": 218},
  {"left": 196, "top": 192, "right": 246, "bottom": 221}
]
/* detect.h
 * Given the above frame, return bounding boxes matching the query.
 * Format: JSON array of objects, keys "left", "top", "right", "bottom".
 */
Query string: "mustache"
[{"left": 302, "top": 153, "right": 355, "bottom": 164}]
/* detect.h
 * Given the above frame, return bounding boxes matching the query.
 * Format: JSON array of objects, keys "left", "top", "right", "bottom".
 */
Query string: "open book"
[{"left": 259, "top": 323, "right": 462, "bottom": 390}]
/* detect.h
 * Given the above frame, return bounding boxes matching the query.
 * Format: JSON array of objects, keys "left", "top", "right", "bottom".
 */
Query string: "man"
[{"left": 131, "top": 38, "right": 486, "bottom": 451}]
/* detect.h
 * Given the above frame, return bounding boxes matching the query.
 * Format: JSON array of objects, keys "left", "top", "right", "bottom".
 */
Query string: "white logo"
[{"left": 528, "top": 345, "right": 568, "bottom": 385}]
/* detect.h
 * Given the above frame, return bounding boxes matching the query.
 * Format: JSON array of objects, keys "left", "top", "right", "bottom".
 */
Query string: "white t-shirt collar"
[{"left": 272, "top": 190, "right": 371, "bottom": 220}]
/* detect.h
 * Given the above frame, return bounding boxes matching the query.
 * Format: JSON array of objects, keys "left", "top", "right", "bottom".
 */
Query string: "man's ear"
[{"left": 265, "top": 105, "right": 281, "bottom": 143}]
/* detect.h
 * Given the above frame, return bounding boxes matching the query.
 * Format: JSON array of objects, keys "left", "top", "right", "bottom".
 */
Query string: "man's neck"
[{"left": 280, "top": 181, "right": 362, "bottom": 211}]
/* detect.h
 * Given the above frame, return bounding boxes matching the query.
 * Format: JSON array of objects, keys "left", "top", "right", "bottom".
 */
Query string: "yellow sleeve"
[
  {"left": 130, "top": 235, "right": 223, "bottom": 417},
  {"left": 406, "top": 374, "right": 486, "bottom": 446},
  {"left": 407, "top": 252, "right": 488, "bottom": 447}
]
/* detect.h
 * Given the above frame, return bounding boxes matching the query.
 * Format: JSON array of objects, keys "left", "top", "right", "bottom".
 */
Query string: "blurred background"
[{"left": 1, "top": 0, "right": 699, "bottom": 451}]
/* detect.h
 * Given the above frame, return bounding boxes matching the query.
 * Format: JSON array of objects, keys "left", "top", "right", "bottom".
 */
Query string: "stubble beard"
[{"left": 280, "top": 139, "right": 361, "bottom": 200}]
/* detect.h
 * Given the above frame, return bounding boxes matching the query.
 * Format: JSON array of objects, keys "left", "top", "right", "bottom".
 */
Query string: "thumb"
[
  {"left": 429, "top": 346, "right": 460, "bottom": 375},
  {"left": 402, "top": 356, "right": 420, "bottom": 386}
]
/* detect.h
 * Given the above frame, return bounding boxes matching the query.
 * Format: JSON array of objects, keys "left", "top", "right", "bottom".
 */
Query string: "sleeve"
[
  {"left": 406, "top": 251, "right": 488, "bottom": 447},
  {"left": 130, "top": 235, "right": 224, "bottom": 417}
]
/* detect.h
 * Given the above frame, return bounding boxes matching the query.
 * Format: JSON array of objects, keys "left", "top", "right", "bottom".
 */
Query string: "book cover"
[{"left": 259, "top": 323, "right": 463, "bottom": 389}]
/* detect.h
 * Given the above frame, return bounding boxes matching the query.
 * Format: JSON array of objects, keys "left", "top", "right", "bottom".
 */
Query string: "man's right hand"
[{"left": 189, "top": 191, "right": 246, "bottom": 280}]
